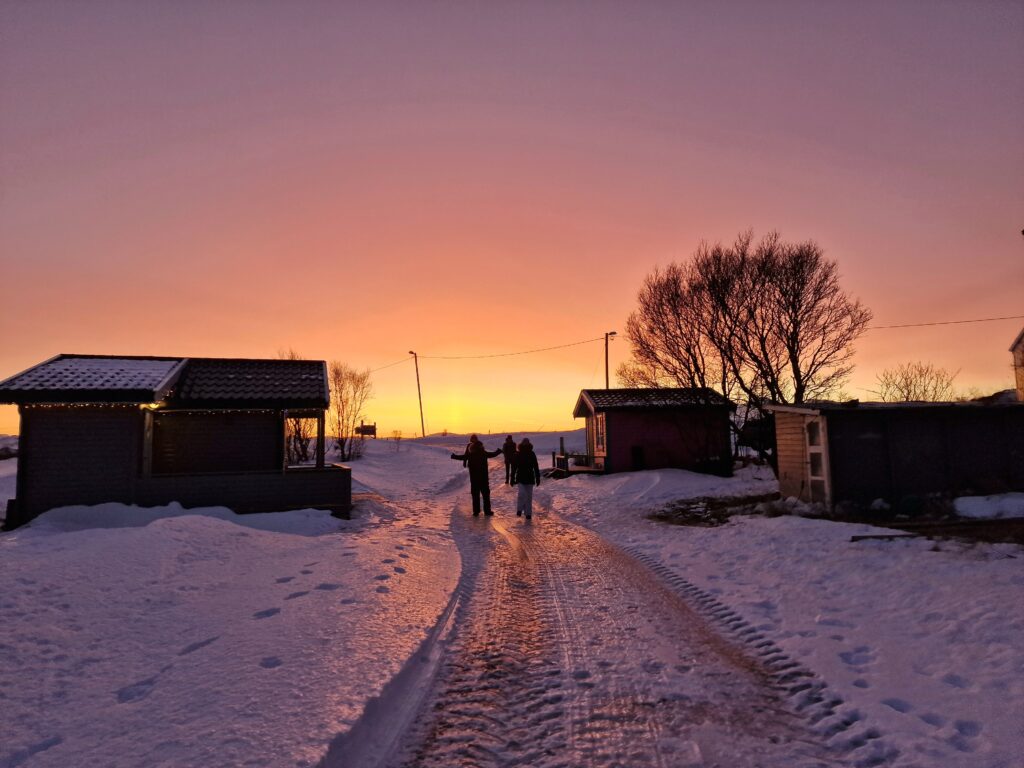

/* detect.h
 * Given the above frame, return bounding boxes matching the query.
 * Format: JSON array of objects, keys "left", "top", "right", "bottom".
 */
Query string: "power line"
[
  {"left": 369, "top": 357, "right": 412, "bottom": 373},
  {"left": 419, "top": 337, "right": 604, "bottom": 361},
  {"left": 868, "top": 314, "right": 1024, "bottom": 330}
]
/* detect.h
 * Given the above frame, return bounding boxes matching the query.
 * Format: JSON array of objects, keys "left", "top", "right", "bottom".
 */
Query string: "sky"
[{"left": 1, "top": 0, "right": 1022, "bottom": 437}]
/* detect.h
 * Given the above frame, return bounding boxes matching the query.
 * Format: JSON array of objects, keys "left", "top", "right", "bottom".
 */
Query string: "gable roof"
[
  {"left": 1011, "top": 326, "right": 1024, "bottom": 353},
  {"left": 0, "top": 355, "right": 329, "bottom": 409},
  {"left": 573, "top": 388, "right": 733, "bottom": 418}
]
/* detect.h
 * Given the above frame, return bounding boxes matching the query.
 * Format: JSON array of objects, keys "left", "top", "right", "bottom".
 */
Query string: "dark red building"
[
  {"left": 0, "top": 354, "right": 351, "bottom": 527},
  {"left": 571, "top": 388, "right": 733, "bottom": 476}
]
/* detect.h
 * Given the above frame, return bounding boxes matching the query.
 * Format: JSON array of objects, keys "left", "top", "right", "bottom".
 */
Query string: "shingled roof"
[
  {"left": 0, "top": 355, "right": 186, "bottom": 404},
  {"left": 573, "top": 388, "right": 733, "bottom": 418},
  {"left": 168, "top": 358, "right": 328, "bottom": 409},
  {"left": 0, "top": 355, "right": 329, "bottom": 409}
]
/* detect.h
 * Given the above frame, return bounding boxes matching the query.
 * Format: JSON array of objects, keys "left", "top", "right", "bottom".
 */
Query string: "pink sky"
[{"left": 2, "top": 1, "right": 1022, "bottom": 436}]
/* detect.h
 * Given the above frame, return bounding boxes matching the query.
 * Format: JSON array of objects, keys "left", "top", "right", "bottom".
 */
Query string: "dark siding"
[
  {"left": 827, "top": 412, "right": 893, "bottom": 503},
  {"left": 605, "top": 408, "right": 731, "bottom": 476},
  {"left": 19, "top": 406, "right": 142, "bottom": 516},
  {"left": 827, "top": 407, "right": 1024, "bottom": 506},
  {"left": 153, "top": 411, "right": 281, "bottom": 474}
]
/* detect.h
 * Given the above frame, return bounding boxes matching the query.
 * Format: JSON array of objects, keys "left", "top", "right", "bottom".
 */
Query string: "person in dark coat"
[
  {"left": 501, "top": 435, "right": 516, "bottom": 484},
  {"left": 450, "top": 440, "right": 502, "bottom": 516},
  {"left": 510, "top": 437, "right": 541, "bottom": 519},
  {"left": 462, "top": 434, "right": 478, "bottom": 468}
]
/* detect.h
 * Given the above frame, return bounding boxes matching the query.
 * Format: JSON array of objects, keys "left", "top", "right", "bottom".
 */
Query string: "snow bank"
[
  {"left": 954, "top": 492, "right": 1024, "bottom": 520},
  {"left": 547, "top": 467, "right": 1024, "bottom": 768},
  {"left": 0, "top": 439, "right": 464, "bottom": 768}
]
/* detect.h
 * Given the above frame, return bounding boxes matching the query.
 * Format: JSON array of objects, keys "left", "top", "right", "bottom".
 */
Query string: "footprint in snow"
[
  {"left": 259, "top": 656, "right": 283, "bottom": 669},
  {"left": 852, "top": 679, "right": 870, "bottom": 689},
  {"left": 315, "top": 583, "right": 341, "bottom": 591},
  {"left": 374, "top": 574, "right": 391, "bottom": 581},
  {"left": 375, "top": 586, "right": 391, "bottom": 594},
  {"left": 285, "top": 591, "right": 309, "bottom": 600},
  {"left": 253, "top": 608, "right": 281, "bottom": 619},
  {"left": 339, "top": 597, "right": 358, "bottom": 605},
  {"left": 919, "top": 712, "right": 945, "bottom": 728},
  {"left": 117, "top": 677, "right": 157, "bottom": 703},
  {"left": 881, "top": 698, "right": 912, "bottom": 713},
  {"left": 941, "top": 673, "right": 971, "bottom": 689},
  {"left": 275, "top": 576, "right": 295, "bottom": 584},
  {"left": 838, "top": 646, "right": 875, "bottom": 667},
  {"left": 177, "top": 636, "right": 220, "bottom": 656},
  {"left": 6, "top": 736, "right": 63, "bottom": 764},
  {"left": 954, "top": 720, "right": 982, "bottom": 737},
  {"left": 393, "top": 566, "right": 407, "bottom": 574},
  {"left": 303, "top": 561, "right": 320, "bottom": 567},
  {"left": 300, "top": 569, "right": 314, "bottom": 575},
  {"left": 381, "top": 558, "right": 396, "bottom": 564}
]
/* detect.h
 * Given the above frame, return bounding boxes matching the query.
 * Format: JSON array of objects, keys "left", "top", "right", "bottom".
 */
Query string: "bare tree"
[
  {"left": 875, "top": 361, "right": 958, "bottom": 402},
  {"left": 328, "top": 362, "right": 373, "bottom": 461},
  {"left": 622, "top": 230, "right": 872, "bottom": 419},
  {"left": 278, "top": 348, "right": 315, "bottom": 464}
]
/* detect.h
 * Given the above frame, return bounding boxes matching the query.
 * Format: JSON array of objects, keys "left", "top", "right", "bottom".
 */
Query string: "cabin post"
[
  {"left": 141, "top": 409, "right": 154, "bottom": 478},
  {"left": 316, "top": 411, "right": 326, "bottom": 468}
]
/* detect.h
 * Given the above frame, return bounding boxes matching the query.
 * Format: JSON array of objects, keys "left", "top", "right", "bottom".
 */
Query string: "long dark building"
[
  {"left": 768, "top": 400, "right": 1024, "bottom": 511},
  {"left": 0, "top": 354, "right": 351, "bottom": 527}
]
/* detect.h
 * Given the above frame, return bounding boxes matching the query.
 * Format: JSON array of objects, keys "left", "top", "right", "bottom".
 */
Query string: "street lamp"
[
  {"left": 604, "top": 331, "right": 617, "bottom": 389},
  {"left": 409, "top": 351, "right": 426, "bottom": 439}
]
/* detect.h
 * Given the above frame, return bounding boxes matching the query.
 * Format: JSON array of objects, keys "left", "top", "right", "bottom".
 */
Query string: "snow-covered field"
[{"left": 1, "top": 431, "right": 1022, "bottom": 767}]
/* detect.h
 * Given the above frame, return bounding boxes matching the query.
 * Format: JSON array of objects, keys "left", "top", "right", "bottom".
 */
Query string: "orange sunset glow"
[{"left": 1, "top": 2, "right": 1021, "bottom": 437}]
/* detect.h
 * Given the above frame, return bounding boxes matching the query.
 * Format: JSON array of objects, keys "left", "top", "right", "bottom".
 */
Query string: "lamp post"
[
  {"left": 604, "top": 331, "right": 617, "bottom": 389},
  {"left": 408, "top": 351, "right": 426, "bottom": 439}
]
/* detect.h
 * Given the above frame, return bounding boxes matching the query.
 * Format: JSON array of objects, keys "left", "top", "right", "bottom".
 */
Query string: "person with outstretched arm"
[
  {"left": 450, "top": 440, "right": 503, "bottom": 516},
  {"left": 511, "top": 437, "right": 541, "bottom": 520}
]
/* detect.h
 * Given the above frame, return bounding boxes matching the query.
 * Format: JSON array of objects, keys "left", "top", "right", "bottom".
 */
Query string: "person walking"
[
  {"left": 450, "top": 439, "right": 502, "bottom": 516},
  {"left": 501, "top": 435, "right": 516, "bottom": 484},
  {"left": 511, "top": 437, "right": 541, "bottom": 520}
]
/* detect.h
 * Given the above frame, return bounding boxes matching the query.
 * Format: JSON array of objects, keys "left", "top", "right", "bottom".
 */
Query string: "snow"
[
  {"left": 954, "top": 493, "right": 1024, "bottom": 520},
  {"left": 548, "top": 466, "right": 1024, "bottom": 768},
  {"left": 2, "top": 431, "right": 1022, "bottom": 767}
]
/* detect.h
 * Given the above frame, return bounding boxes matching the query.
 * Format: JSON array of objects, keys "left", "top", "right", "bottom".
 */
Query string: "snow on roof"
[
  {"left": 575, "top": 388, "right": 732, "bottom": 417},
  {"left": 0, "top": 355, "right": 329, "bottom": 408},
  {"left": 0, "top": 355, "right": 184, "bottom": 402}
]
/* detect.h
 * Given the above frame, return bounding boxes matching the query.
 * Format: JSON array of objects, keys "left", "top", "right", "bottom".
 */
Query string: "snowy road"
[{"left": 387, "top": 496, "right": 835, "bottom": 768}]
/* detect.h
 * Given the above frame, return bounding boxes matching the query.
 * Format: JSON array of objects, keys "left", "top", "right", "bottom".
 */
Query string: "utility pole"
[
  {"left": 604, "top": 331, "right": 617, "bottom": 389},
  {"left": 409, "top": 350, "right": 426, "bottom": 438}
]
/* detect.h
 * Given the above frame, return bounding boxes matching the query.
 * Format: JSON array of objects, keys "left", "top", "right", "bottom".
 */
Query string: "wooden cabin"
[
  {"left": 767, "top": 401, "right": 1024, "bottom": 512},
  {"left": 1011, "top": 326, "right": 1024, "bottom": 402},
  {"left": 0, "top": 354, "right": 351, "bottom": 527},
  {"left": 570, "top": 388, "right": 733, "bottom": 476}
]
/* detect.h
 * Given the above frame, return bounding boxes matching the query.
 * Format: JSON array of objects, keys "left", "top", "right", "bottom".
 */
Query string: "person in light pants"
[{"left": 511, "top": 437, "right": 541, "bottom": 519}]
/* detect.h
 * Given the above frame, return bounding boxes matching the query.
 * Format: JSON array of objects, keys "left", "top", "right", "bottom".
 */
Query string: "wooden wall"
[
  {"left": 775, "top": 412, "right": 810, "bottom": 501},
  {"left": 17, "top": 405, "right": 142, "bottom": 519},
  {"left": 152, "top": 411, "right": 281, "bottom": 474}
]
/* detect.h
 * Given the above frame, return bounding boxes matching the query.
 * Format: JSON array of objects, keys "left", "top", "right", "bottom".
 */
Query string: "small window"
[
  {"left": 594, "top": 413, "right": 606, "bottom": 453},
  {"left": 806, "top": 421, "right": 821, "bottom": 447},
  {"left": 809, "top": 453, "right": 824, "bottom": 478}
]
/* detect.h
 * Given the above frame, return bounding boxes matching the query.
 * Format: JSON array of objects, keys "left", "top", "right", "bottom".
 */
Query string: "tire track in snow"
[{"left": 390, "top": 500, "right": 839, "bottom": 767}]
